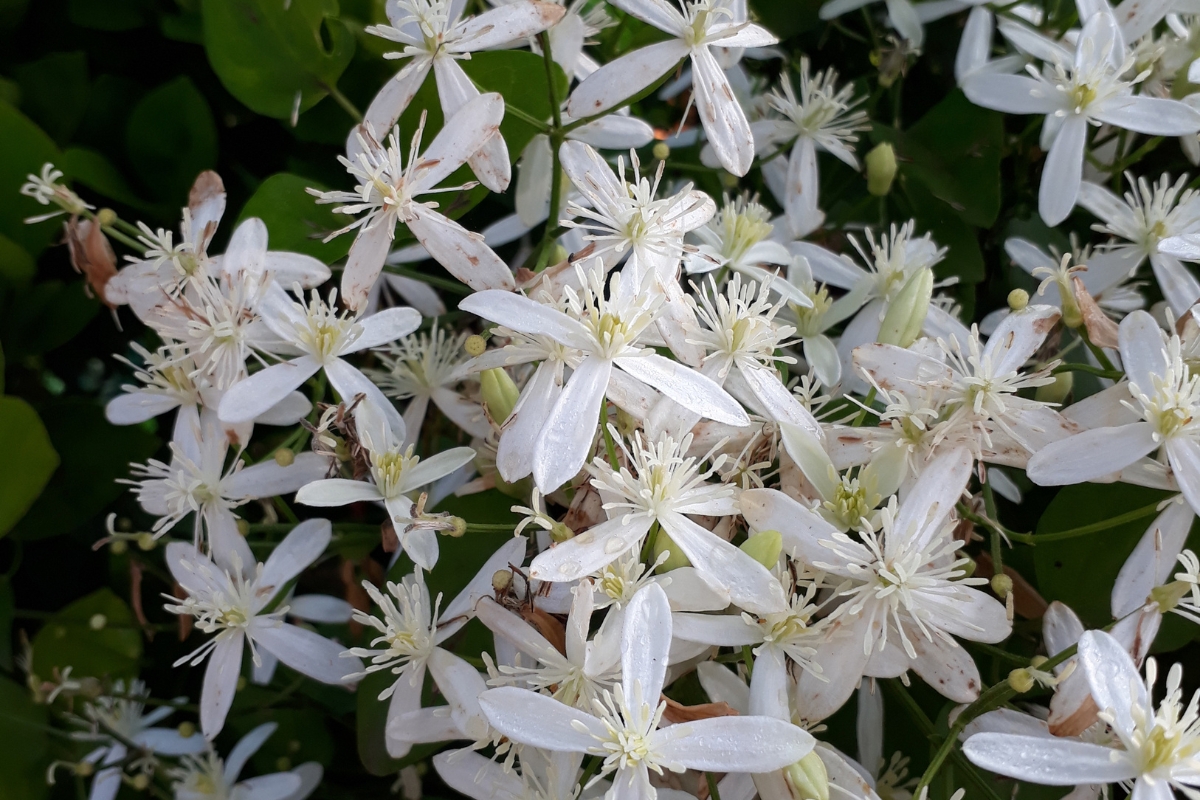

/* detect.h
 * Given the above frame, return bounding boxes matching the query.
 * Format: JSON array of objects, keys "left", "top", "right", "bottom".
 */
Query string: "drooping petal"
[
  {"left": 433, "top": 748, "right": 525, "bottom": 800},
  {"left": 739, "top": 488, "right": 862, "bottom": 578},
  {"left": 962, "top": 74, "right": 1061, "bottom": 115},
  {"left": 200, "top": 633, "right": 244, "bottom": 738},
  {"left": 413, "top": 93, "right": 508, "bottom": 192},
  {"left": 690, "top": 45, "right": 754, "bottom": 176},
  {"left": 621, "top": 583, "right": 672, "bottom": 701},
  {"left": 1118, "top": 310, "right": 1170, "bottom": 398},
  {"left": 325, "top": 357, "right": 407, "bottom": 439},
  {"left": 1166, "top": 437, "right": 1200, "bottom": 518},
  {"left": 342, "top": 220, "right": 396, "bottom": 314},
  {"left": 907, "top": 630, "right": 982, "bottom": 702},
  {"left": 497, "top": 360, "right": 563, "bottom": 482},
  {"left": 224, "top": 722, "right": 277, "bottom": 784},
  {"left": 1112, "top": 497, "right": 1194, "bottom": 617},
  {"left": 533, "top": 356, "right": 613, "bottom": 493},
  {"left": 355, "top": 58, "right": 433, "bottom": 158}
]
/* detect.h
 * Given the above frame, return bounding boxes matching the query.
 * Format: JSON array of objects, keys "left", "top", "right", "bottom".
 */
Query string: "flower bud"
[
  {"left": 548, "top": 521, "right": 575, "bottom": 543},
  {"left": 740, "top": 529, "right": 783, "bottom": 569},
  {"left": 276, "top": 757, "right": 292, "bottom": 772},
  {"left": 273, "top": 447, "right": 295, "bottom": 467},
  {"left": 178, "top": 721, "right": 196, "bottom": 738},
  {"left": 652, "top": 142, "right": 671, "bottom": 161},
  {"left": 865, "top": 143, "right": 897, "bottom": 197},
  {"left": 1008, "top": 288, "right": 1029, "bottom": 311},
  {"left": 89, "top": 614, "right": 107, "bottom": 631},
  {"left": 1035, "top": 371, "right": 1073, "bottom": 404},
  {"left": 653, "top": 531, "right": 692, "bottom": 572},
  {"left": 720, "top": 171, "right": 739, "bottom": 190},
  {"left": 236, "top": 676, "right": 247, "bottom": 691},
  {"left": 959, "top": 556, "right": 976, "bottom": 578},
  {"left": 877, "top": 269, "right": 932, "bottom": 348},
  {"left": 236, "top": 519, "right": 250, "bottom": 538},
  {"left": 464, "top": 335, "right": 487, "bottom": 357},
  {"left": 784, "top": 751, "right": 829, "bottom": 800},
  {"left": 130, "top": 773, "right": 150, "bottom": 791},
  {"left": 110, "top": 539, "right": 128, "bottom": 555},
  {"left": 95, "top": 208, "right": 118, "bottom": 227},
  {"left": 1151, "top": 580, "right": 1192, "bottom": 613},
  {"left": 991, "top": 573, "right": 1013, "bottom": 598},
  {"left": 492, "top": 569, "right": 512, "bottom": 592},
  {"left": 136, "top": 532, "right": 156, "bottom": 551},
  {"left": 442, "top": 517, "right": 468, "bottom": 538},
  {"left": 1007, "top": 667, "right": 1035, "bottom": 694},
  {"left": 481, "top": 368, "right": 520, "bottom": 425}
]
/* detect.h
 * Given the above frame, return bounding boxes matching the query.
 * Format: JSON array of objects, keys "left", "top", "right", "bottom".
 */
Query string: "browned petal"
[
  {"left": 520, "top": 606, "right": 567, "bottom": 656},
  {"left": 1073, "top": 276, "right": 1119, "bottom": 349},
  {"left": 660, "top": 695, "right": 740, "bottom": 724},
  {"left": 65, "top": 217, "right": 118, "bottom": 308}
]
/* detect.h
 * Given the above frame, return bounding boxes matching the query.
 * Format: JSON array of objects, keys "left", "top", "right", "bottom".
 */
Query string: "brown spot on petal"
[
  {"left": 520, "top": 607, "right": 567, "bottom": 655},
  {"left": 661, "top": 696, "right": 740, "bottom": 724},
  {"left": 65, "top": 217, "right": 118, "bottom": 308}
]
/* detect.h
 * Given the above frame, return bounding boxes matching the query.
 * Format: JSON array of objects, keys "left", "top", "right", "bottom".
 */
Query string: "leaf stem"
[
  {"left": 319, "top": 80, "right": 363, "bottom": 123},
  {"left": 959, "top": 499, "right": 1163, "bottom": 545}
]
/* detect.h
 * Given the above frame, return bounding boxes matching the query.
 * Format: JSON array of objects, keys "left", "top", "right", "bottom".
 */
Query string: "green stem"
[
  {"left": 706, "top": 772, "right": 723, "bottom": 800},
  {"left": 983, "top": 480, "right": 1003, "bottom": 577},
  {"left": 741, "top": 645, "right": 755, "bottom": 679},
  {"left": 1078, "top": 327, "right": 1118, "bottom": 373},
  {"left": 577, "top": 755, "right": 603, "bottom": 789},
  {"left": 505, "top": 103, "right": 551, "bottom": 133},
  {"left": 1051, "top": 362, "right": 1124, "bottom": 380},
  {"left": 320, "top": 80, "right": 363, "bottom": 123},
  {"left": 558, "top": 64, "right": 686, "bottom": 135},
  {"left": 601, "top": 403, "right": 620, "bottom": 471},
  {"left": 381, "top": 264, "right": 471, "bottom": 296},
  {"left": 100, "top": 223, "right": 147, "bottom": 254},
  {"left": 464, "top": 523, "right": 516, "bottom": 533},
  {"left": 960, "top": 499, "right": 1163, "bottom": 545},
  {"left": 852, "top": 387, "right": 878, "bottom": 426}
]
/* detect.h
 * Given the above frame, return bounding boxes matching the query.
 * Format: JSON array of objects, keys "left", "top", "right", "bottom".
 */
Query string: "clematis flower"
[
  {"left": 479, "top": 583, "right": 815, "bottom": 800},
  {"left": 964, "top": 630, "right": 1200, "bottom": 798},
  {"left": 167, "top": 722, "right": 320, "bottom": 800},
  {"left": 164, "top": 520, "right": 364, "bottom": 738},
  {"left": 344, "top": 538, "right": 526, "bottom": 758},
  {"left": 962, "top": 10, "right": 1200, "bottom": 225},
  {"left": 313, "top": 93, "right": 517, "bottom": 312},
  {"left": 72, "top": 680, "right": 206, "bottom": 800},
  {"left": 358, "top": 0, "right": 565, "bottom": 191},
  {"left": 741, "top": 447, "right": 1011, "bottom": 720},
  {"left": 216, "top": 285, "right": 420, "bottom": 435},
  {"left": 460, "top": 266, "right": 749, "bottom": 492},
  {"left": 295, "top": 400, "right": 476, "bottom": 570},
  {"left": 1028, "top": 310, "right": 1200, "bottom": 516},
  {"left": 565, "top": 0, "right": 779, "bottom": 176},
  {"left": 435, "top": 748, "right": 586, "bottom": 800},
  {"left": 748, "top": 60, "right": 870, "bottom": 238}
]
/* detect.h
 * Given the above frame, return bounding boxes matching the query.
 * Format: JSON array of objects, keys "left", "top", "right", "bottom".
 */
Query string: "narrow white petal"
[
  {"left": 218, "top": 357, "right": 321, "bottom": 424},
  {"left": 529, "top": 515, "right": 653, "bottom": 582},
  {"left": 252, "top": 621, "right": 362, "bottom": 684},
  {"left": 690, "top": 46, "right": 754, "bottom": 176},
  {"left": 962, "top": 733, "right": 1135, "bottom": 784},
  {"left": 566, "top": 40, "right": 689, "bottom": 119},
  {"left": 533, "top": 356, "right": 613, "bottom": 493},
  {"left": 1026, "top": 422, "right": 1159, "bottom": 485},
  {"left": 260, "top": 519, "right": 332, "bottom": 592},
  {"left": 200, "top": 633, "right": 244, "bottom": 739},
  {"left": 1078, "top": 629, "right": 1148, "bottom": 741},
  {"left": 621, "top": 583, "right": 671, "bottom": 701},
  {"left": 1112, "top": 497, "right": 1194, "bottom": 617},
  {"left": 615, "top": 354, "right": 748, "bottom": 426},
  {"left": 479, "top": 687, "right": 606, "bottom": 750},
  {"left": 652, "top": 716, "right": 814, "bottom": 772},
  {"left": 1039, "top": 115, "right": 1088, "bottom": 226}
]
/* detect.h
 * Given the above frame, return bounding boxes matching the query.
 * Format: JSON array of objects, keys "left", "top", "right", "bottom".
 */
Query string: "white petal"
[
  {"left": 287, "top": 594, "right": 354, "bottom": 624},
  {"left": 748, "top": 645, "right": 790, "bottom": 719},
  {"left": 621, "top": 583, "right": 671, "bottom": 701},
  {"left": 497, "top": 361, "right": 563, "bottom": 482},
  {"left": 224, "top": 722, "right": 277, "bottom": 784},
  {"left": 252, "top": 621, "right": 362, "bottom": 684},
  {"left": 1043, "top": 600, "right": 1085, "bottom": 656},
  {"left": 533, "top": 356, "right": 613, "bottom": 493},
  {"left": 349, "top": 306, "right": 423, "bottom": 353},
  {"left": 908, "top": 629, "right": 983, "bottom": 702},
  {"left": 237, "top": 773, "right": 303, "bottom": 800},
  {"left": 1027, "top": 422, "right": 1159, "bottom": 485},
  {"left": 399, "top": 447, "right": 476, "bottom": 495},
  {"left": 407, "top": 207, "right": 515, "bottom": 292},
  {"left": 260, "top": 519, "right": 332, "bottom": 592},
  {"left": 356, "top": 59, "right": 432, "bottom": 156},
  {"left": 660, "top": 512, "right": 788, "bottom": 614},
  {"left": 741, "top": 367, "right": 823, "bottom": 438},
  {"left": 342, "top": 220, "right": 395, "bottom": 314},
  {"left": 891, "top": 446, "right": 972, "bottom": 554},
  {"left": 221, "top": 453, "right": 328, "bottom": 503},
  {"left": 200, "top": 633, "right": 244, "bottom": 738},
  {"left": 218, "top": 357, "right": 321, "bottom": 424},
  {"left": 1094, "top": 96, "right": 1200, "bottom": 136},
  {"left": 459, "top": 291, "right": 588, "bottom": 345},
  {"left": 325, "top": 358, "right": 407, "bottom": 439},
  {"left": 739, "top": 488, "right": 860, "bottom": 578},
  {"left": 1166, "top": 437, "right": 1200, "bottom": 518},
  {"left": 1113, "top": 497, "right": 1193, "bottom": 617},
  {"left": 479, "top": 687, "right": 606, "bottom": 750},
  {"left": 962, "top": 73, "right": 1061, "bottom": 115},
  {"left": 1039, "top": 115, "right": 1088, "bottom": 226},
  {"left": 414, "top": 92, "right": 507, "bottom": 192},
  {"left": 566, "top": 40, "right": 690, "bottom": 119},
  {"left": 652, "top": 716, "right": 814, "bottom": 772},
  {"left": 443, "top": 537, "right": 529, "bottom": 622},
  {"left": 1078, "top": 629, "right": 1148, "bottom": 741},
  {"left": 1150, "top": 253, "right": 1200, "bottom": 316},
  {"left": 295, "top": 478, "right": 382, "bottom": 507},
  {"left": 615, "top": 354, "right": 748, "bottom": 426},
  {"left": 453, "top": 1, "right": 566, "bottom": 49},
  {"left": 696, "top": 661, "right": 750, "bottom": 713},
  {"left": 434, "top": 749, "right": 525, "bottom": 800},
  {"left": 690, "top": 46, "right": 754, "bottom": 176},
  {"left": 983, "top": 305, "right": 1061, "bottom": 376},
  {"left": 106, "top": 391, "right": 182, "bottom": 425},
  {"left": 529, "top": 515, "right": 653, "bottom": 582},
  {"left": 962, "top": 733, "right": 1135, "bottom": 784}
]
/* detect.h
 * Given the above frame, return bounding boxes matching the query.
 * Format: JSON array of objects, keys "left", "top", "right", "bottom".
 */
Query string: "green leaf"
[
  {"left": 0, "top": 0, "right": 30, "bottom": 30},
  {"left": 31, "top": 588, "right": 143, "bottom": 681},
  {"left": 0, "top": 233, "right": 34, "bottom": 285},
  {"left": 60, "top": 146, "right": 158, "bottom": 213},
  {"left": 201, "top": 0, "right": 356, "bottom": 119},
  {"left": 11, "top": 397, "right": 158, "bottom": 541},
  {"left": 2, "top": 280, "right": 100, "bottom": 360},
  {"left": 0, "top": 676, "right": 50, "bottom": 800},
  {"left": 901, "top": 177, "right": 986, "bottom": 289},
  {"left": 0, "top": 396, "right": 59, "bottom": 537},
  {"left": 1033, "top": 483, "right": 1180, "bottom": 628},
  {"left": 0, "top": 103, "right": 61, "bottom": 257},
  {"left": 238, "top": 173, "right": 352, "bottom": 264},
  {"left": 0, "top": 578, "right": 12, "bottom": 670},
  {"left": 68, "top": 0, "right": 149, "bottom": 30},
  {"left": 460, "top": 50, "right": 569, "bottom": 158},
  {"left": 125, "top": 76, "right": 218, "bottom": 203},
  {"left": 11, "top": 51, "right": 90, "bottom": 145}
]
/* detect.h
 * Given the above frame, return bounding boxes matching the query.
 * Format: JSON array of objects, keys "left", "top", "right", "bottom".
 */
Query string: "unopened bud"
[
  {"left": 616, "top": 408, "right": 639, "bottom": 438},
  {"left": 95, "top": 208, "right": 118, "bottom": 227},
  {"left": 130, "top": 773, "right": 150, "bottom": 791},
  {"left": 959, "top": 557, "right": 977, "bottom": 578},
  {"left": 464, "top": 335, "right": 487, "bottom": 357},
  {"left": 177, "top": 721, "right": 196, "bottom": 738},
  {"left": 653, "top": 531, "right": 692, "bottom": 572},
  {"left": 481, "top": 368, "right": 520, "bottom": 425},
  {"left": 75, "top": 761, "right": 94, "bottom": 777},
  {"left": 89, "top": 614, "right": 107, "bottom": 631},
  {"left": 136, "top": 532, "right": 156, "bottom": 551},
  {"left": 288, "top": 740, "right": 301, "bottom": 753},
  {"left": 1008, "top": 288, "right": 1029, "bottom": 311},
  {"left": 236, "top": 676, "right": 247, "bottom": 691},
  {"left": 110, "top": 539, "right": 128, "bottom": 555},
  {"left": 1061, "top": 291, "right": 1083, "bottom": 329},
  {"left": 719, "top": 171, "right": 739, "bottom": 190},
  {"left": 79, "top": 677, "right": 103, "bottom": 699},
  {"left": 549, "top": 521, "right": 575, "bottom": 543},
  {"left": 491, "top": 570, "right": 512, "bottom": 592},
  {"left": 1008, "top": 667, "right": 1035, "bottom": 694},
  {"left": 740, "top": 529, "right": 783, "bottom": 569},
  {"left": 652, "top": 142, "right": 671, "bottom": 161},
  {"left": 784, "top": 751, "right": 829, "bottom": 800},
  {"left": 1035, "top": 371, "right": 1073, "bottom": 404},
  {"left": 1029, "top": 655, "right": 1048, "bottom": 670},
  {"left": 275, "top": 757, "right": 292, "bottom": 772},
  {"left": 991, "top": 573, "right": 1013, "bottom": 598},
  {"left": 548, "top": 244, "right": 569, "bottom": 265},
  {"left": 236, "top": 519, "right": 250, "bottom": 538},
  {"left": 877, "top": 268, "right": 932, "bottom": 347},
  {"left": 865, "top": 143, "right": 897, "bottom": 197},
  {"left": 442, "top": 517, "right": 467, "bottom": 538},
  {"left": 1151, "top": 579, "right": 1192, "bottom": 612},
  {"left": 273, "top": 447, "right": 295, "bottom": 467}
]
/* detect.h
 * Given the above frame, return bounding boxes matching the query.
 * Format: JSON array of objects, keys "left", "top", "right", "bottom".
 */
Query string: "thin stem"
[
  {"left": 320, "top": 80, "right": 364, "bottom": 123},
  {"left": 852, "top": 387, "right": 878, "bottom": 426},
  {"left": 601, "top": 405, "right": 620, "bottom": 471},
  {"left": 984, "top": 480, "right": 1003, "bottom": 577},
  {"left": 741, "top": 645, "right": 755, "bottom": 679},
  {"left": 960, "top": 499, "right": 1163, "bottom": 545},
  {"left": 505, "top": 103, "right": 551, "bottom": 133},
  {"left": 706, "top": 772, "right": 723, "bottom": 800},
  {"left": 100, "top": 223, "right": 147, "bottom": 253},
  {"left": 1051, "top": 362, "right": 1124, "bottom": 380},
  {"left": 1078, "top": 327, "right": 1118, "bottom": 373},
  {"left": 381, "top": 264, "right": 471, "bottom": 296},
  {"left": 534, "top": 31, "right": 566, "bottom": 271},
  {"left": 464, "top": 523, "right": 516, "bottom": 533}
]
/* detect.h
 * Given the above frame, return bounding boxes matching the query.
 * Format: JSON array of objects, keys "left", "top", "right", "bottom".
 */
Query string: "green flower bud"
[
  {"left": 739, "top": 529, "right": 783, "bottom": 569},
  {"left": 653, "top": 530, "right": 692, "bottom": 572},
  {"left": 481, "top": 368, "right": 520, "bottom": 425},
  {"left": 276, "top": 757, "right": 292, "bottom": 772},
  {"left": 75, "top": 761, "right": 95, "bottom": 778},
  {"left": 1151, "top": 580, "right": 1192, "bottom": 612},
  {"left": 784, "top": 751, "right": 829, "bottom": 800},
  {"left": 1035, "top": 371, "right": 1073, "bottom": 404},
  {"left": 991, "top": 573, "right": 1013, "bottom": 598},
  {"left": 130, "top": 773, "right": 150, "bottom": 791},
  {"left": 877, "top": 268, "right": 932, "bottom": 348},
  {"left": 177, "top": 721, "right": 196, "bottom": 739},
  {"left": 652, "top": 142, "right": 671, "bottom": 161},
  {"left": 110, "top": 539, "right": 128, "bottom": 555},
  {"left": 89, "top": 613, "right": 107, "bottom": 631},
  {"left": 136, "top": 532, "right": 156, "bottom": 551},
  {"left": 865, "top": 143, "right": 897, "bottom": 197},
  {"left": 464, "top": 335, "right": 487, "bottom": 357},
  {"left": 492, "top": 570, "right": 513, "bottom": 592},
  {"left": 1008, "top": 288, "right": 1030, "bottom": 311},
  {"left": 441, "top": 517, "right": 467, "bottom": 538},
  {"left": 95, "top": 208, "right": 118, "bottom": 227},
  {"left": 273, "top": 447, "right": 295, "bottom": 467},
  {"left": 236, "top": 518, "right": 250, "bottom": 538},
  {"left": 1008, "top": 667, "right": 1035, "bottom": 694}
]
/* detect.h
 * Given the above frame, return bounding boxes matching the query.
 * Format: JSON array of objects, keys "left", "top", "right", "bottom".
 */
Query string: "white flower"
[
  {"left": 164, "top": 520, "right": 363, "bottom": 737},
  {"left": 741, "top": 447, "right": 1011, "bottom": 721},
  {"left": 345, "top": 538, "right": 526, "bottom": 757},
  {"left": 435, "top": 747, "right": 582, "bottom": 800},
  {"left": 216, "top": 284, "right": 420, "bottom": 434},
  {"left": 358, "top": 0, "right": 565, "bottom": 190},
  {"left": 1029, "top": 309, "right": 1200, "bottom": 516},
  {"left": 20, "top": 162, "right": 94, "bottom": 223},
  {"left": 749, "top": 60, "right": 870, "bottom": 237},
  {"left": 530, "top": 429, "right": 787, "bottom": 614},
  {"left": 565, "top": 0, "right": 778, "bottom": 176},
  {"left": 168, "top": 722, "right": 319, "bottom": 800},
  {"left": 964, "top": 630, "right": 1200, "bottom": 798},
  {"left": 459, "top": 266, "right": 749, "bottom": 492},
  {"left": 295, "top": 400, "right": 475, "bottom": 569},
  {"left": 313, "top": 93, "right": 517, "bottom": 312},
  {"left": 480, "top": 583, "right": 815, "bottom": 800},
  {"left": 963, "top": 10, "right": 1200, "bottom": 225}
]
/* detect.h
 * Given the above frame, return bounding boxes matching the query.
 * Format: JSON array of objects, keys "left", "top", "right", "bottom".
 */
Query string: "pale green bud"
[
  {"left": 1151, "top": 580, "right": 1192, "bottom": 612},
  {"left": 865, "top": 143, "right": 897, "bottom": 197},
  {"left": 273, "top": 447, "right": 295, "bottom": 467},
  {"left": 654, "top": 531, "right": 692, "bottom": 572},
  {"left": 89, "top": 614, "right": 107, "bottom": 631},
  {"left": 481, "top": 368, "right": 520, "bottom": 425},
  {"left": 136, "top": 532, "right": 156, "bottom": 551},
  {"left": 652, "top": 142, "right": 671, "bottom": 161},
  {"left": 1008, "top": 667, "right": 1035, "bottom": 693},
  {"left": 75, "top": 761, "right": 95, "bottom": 778},
  {"left": 441, "top": 517, "right": 467, "bottom": 538},
  {"left": 877, "top": 269, "right": 932, "bottom": 348},
  {"left": 464, "top": 335, "right": 487, "bottom": 357},
  {"left": 95, "top": 208, "right": 118, "bottom": 227},
  {"left": 177, "top": 721, "right": 196, "bottom": 739},
  {"left": 784, "top": 751, "right": 829, "bottom": 800},
  {"left": 1008, "top": 288, "right": 1030, "bottom": 311},
  {"left": 991, "top": 573, "right": 1013, "bottom": 598},
  {"left": 1035, "top": 371, "right": 1073, "bottom": 404},
  {"left": 740, "top": 529, "right": 783, "bottom": 569}
]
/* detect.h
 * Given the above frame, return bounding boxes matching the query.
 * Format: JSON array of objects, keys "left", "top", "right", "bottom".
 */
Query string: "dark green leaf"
[
  {"left": 11, "top": 397, "right": 158, "bottom": 541},
  {"left": 0, "top": 676, "right": 50, "bottom": 800},
  {"left": 31, "top": 587, "right": 143, "bottom": 680},
  {"left": 460, "top": 50, "right": 569, "bottom": 158},
  {"left": 11, "top": 52, "right": 90, "bottom": 145},
  {"left": 0, "top": 578, "right": 12, "bottom": 670},
  {"left": 238, "top": 173, "right": 352, "bottom": 264},
  {"left": 68, "top": 0, "right": 149, "bottom": 30},
  {"left": 0, "top": 103, "right": 61, "bottom": 257},
  {"left": 0, "top": 0, "right": 30, "bottom": 29},
  {"left": 2, "top": 280, "right": 100, "bottom": 360},
  {"left": 0, "top": 233, "right": 34, "bottom": 285},
  {"left": 60, "top": 146, "right": 158, "bottom": 213},
  {"left": 201, "top": 0, "right": 356, "bottom": 119},
  {"left": 0, "top": 396, "right": 59, "bottom": 537},
  {"left": 901, "top": 177, "right": 986, "bottom": 288},
  {"left": 125, "top": 76, "right": 218, "bottom": 203}
]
